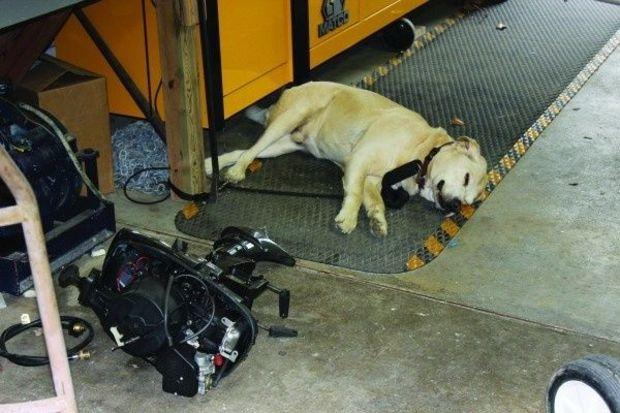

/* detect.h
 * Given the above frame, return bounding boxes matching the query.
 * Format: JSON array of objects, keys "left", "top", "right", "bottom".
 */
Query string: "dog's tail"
[{"left": 245, "top": 105, "right": 270, "bottom": 126}]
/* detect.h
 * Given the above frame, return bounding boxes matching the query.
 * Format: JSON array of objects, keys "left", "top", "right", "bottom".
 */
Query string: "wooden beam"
[{"left": 155, "top": 0, "right": 206, "bottom": 195}]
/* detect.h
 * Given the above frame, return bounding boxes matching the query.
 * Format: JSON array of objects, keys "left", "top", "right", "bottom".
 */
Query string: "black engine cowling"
[{"left": 60, "top": 227, "right": 294, "bottom": 397}]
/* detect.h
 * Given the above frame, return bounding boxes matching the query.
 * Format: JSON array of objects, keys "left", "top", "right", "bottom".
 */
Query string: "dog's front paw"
[
  {"left": 335, "top": 211, "right": 358, "bottom": 234},
  {"left": 225, "top": 165, "right": 246, "bottom": 183},
  {"left": 369, "top": 215, "right": 388, "bottom": 237}
]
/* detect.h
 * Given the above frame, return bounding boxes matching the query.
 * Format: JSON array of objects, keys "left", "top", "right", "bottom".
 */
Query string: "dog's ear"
[{"left": 456, "top": 136, "right": 481, "bottom": 155}]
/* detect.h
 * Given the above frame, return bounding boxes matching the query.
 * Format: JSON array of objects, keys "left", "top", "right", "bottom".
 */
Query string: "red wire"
[
  {"left": 115, "top": 257, "right": 149, "bottom": 292},
  {"left": 135, "top": 256, "right": 149, "bottom": 267}
]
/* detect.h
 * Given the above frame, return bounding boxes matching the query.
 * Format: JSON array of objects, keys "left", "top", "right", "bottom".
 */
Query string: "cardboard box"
[{"left": 17, "top": 55, "right": 114, "bottom": 193}]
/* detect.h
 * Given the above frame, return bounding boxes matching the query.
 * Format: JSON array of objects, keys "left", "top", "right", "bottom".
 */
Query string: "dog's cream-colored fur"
[{"left": 206, "top": 81, "right": 488, "bottom": 236}]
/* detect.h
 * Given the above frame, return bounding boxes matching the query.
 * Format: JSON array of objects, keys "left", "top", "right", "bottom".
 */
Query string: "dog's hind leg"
[
  {"left": 206, "top": 135, "right": 304, "bottom": 177},
  {"left": 363, "top": 176, "right": 388, "bottom": 237},
  {"left": 225, "top": 110, "right": 307, "bottom": 183},
  {"left": 335, "top": 160, "right": 368, "bottom": 234}
]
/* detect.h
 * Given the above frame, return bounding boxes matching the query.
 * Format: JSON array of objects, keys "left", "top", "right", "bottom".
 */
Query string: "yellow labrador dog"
[{"left": 206, "top": 81, "right": 488, "bottom": 236}]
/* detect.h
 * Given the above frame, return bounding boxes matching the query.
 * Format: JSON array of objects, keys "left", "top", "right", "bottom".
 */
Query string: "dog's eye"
[
  {"left": 437, "top": 180, "right": 445, "bottom": 191},
  {"left": 464, "top": 173, "right": 470, "bottom": 187}
]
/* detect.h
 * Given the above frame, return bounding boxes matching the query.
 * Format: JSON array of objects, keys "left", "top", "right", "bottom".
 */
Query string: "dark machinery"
[
  {"left": 59, "top": 227, "right": 295, "bottom": 397},
  {"left": 0, "top": 86, "right": 115, "bottom": 295}
]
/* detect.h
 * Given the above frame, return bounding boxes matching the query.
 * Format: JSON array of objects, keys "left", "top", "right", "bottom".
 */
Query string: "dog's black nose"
[{"left": 447, "top": 199, "right": 462, "bottom": 212}]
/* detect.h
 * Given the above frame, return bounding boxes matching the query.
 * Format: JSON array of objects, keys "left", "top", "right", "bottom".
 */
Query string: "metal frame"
[
  {"left": 290, "top": 0, "right": 311, "bottom": 84},
  {"left": 196, "top": 0, "right": 312, "bottom": 201},
  {"left": 74, "top": 8, "right": 167, "bottom": 141},
  {"left": 0, "top": 145, "right": 78, "bottom": 413},
  {"left": 198, "top": 0, "right": 224, "bottom": 200}
]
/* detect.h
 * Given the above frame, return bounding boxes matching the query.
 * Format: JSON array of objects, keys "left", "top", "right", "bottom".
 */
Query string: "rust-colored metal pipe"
[{"left": 0, "top": 145, "right": 78, "bottom": 412}]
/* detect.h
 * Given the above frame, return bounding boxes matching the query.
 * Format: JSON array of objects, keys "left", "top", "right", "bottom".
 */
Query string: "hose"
[
  {"left": 17, "top": 102, "right": 104, "bottom": 201},
  {"left": 123, "top": 166, "right": 170, "bottom": 205},
  {"left": 0, "top": 316, "right": 94, "bottom": 367}
]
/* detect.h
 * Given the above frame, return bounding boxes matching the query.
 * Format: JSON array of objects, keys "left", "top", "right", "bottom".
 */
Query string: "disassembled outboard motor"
[
  {"left": 0, "top": 86, "right": 115, "bottom": 295},
  {"left": 60, "top": 227, "right": 295, "bottom": 397}
]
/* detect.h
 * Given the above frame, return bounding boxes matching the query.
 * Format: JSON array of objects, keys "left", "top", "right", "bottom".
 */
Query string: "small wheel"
[
  {"left": 547, "top": 355, "right": 620, "bottom": 413},
  {"left": 382, "top": 17, "right": 416, "bottom": 52}
]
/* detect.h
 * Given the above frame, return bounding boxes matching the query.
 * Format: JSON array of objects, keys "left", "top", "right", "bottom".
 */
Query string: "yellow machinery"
[
  {"left": 309, "top": 0, "right": 427, "bottom": 68},
  {"left": 55, "top": 0, "right": 427, "bottom": 128}
]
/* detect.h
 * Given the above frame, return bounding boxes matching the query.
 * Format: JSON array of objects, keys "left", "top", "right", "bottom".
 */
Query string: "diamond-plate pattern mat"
[{"left": 176, "top": 0, "right": 620, "bottom": 274}]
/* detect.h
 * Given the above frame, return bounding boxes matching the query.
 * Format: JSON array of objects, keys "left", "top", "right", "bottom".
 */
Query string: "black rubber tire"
[
  {"left": 382, "top": 17, "right": 416, "bottom": 52},
  {"left": 547, "top": 355, "right": 620, "bottom": 413}
]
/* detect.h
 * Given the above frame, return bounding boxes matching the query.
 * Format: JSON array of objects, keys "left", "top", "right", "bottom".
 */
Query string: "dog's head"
[{"left": 420, "top": 137, "right": 488, "bottom": 212}]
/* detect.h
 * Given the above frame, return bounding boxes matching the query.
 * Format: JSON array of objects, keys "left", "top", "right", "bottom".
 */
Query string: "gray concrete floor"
[
  {"left": 2, "top": 3, "right": 620, "bottom": 412},
  {"left": 3, "top": 244, "right": 620, "bottom": 412}
]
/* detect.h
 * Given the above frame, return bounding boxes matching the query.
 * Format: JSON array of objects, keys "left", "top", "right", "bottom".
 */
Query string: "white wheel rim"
[{"left": 554, "top": 380, "right": 611, "bottom": 413}]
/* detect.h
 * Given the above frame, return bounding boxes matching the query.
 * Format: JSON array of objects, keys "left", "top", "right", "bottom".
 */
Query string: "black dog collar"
[{"left": 381, "top": 142, "right": 453, "bottom": 209}]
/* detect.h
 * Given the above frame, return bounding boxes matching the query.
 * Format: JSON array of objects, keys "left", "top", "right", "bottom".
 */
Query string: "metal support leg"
[
  {"left": 198, "top": 0, "right": 225, "bottom": 201},
  {"left": 290, "top": 0, "right": 311, "bottom": 84}
]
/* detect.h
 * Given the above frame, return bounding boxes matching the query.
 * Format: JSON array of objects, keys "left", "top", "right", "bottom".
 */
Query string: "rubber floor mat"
[{"left": 176, "top": 0, "right": 620, "bottom": 274}]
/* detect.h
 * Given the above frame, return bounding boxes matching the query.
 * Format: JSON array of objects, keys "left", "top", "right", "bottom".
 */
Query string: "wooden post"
[{"left": 155, "top": 0, "right": 206, "bottom": 195}]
